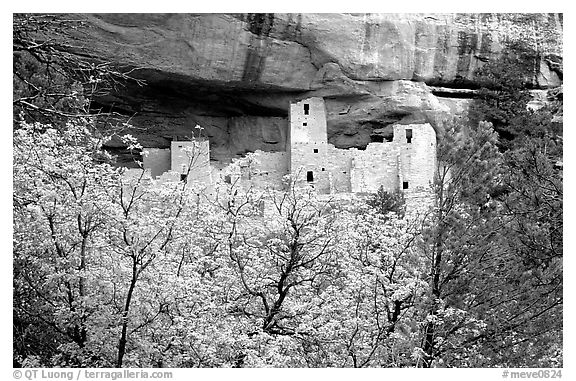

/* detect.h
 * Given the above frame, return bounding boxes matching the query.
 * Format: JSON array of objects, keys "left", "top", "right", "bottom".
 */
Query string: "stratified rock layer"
[{"left": 59, "top": 13, "right": 562, "bottom": 162}]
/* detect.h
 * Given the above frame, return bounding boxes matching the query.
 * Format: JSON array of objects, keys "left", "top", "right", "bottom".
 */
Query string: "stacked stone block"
[
  {"left": 289, "top": 97, "right": 330, "bottom": 193},
  {"left": 143, "top": 148, "right": 171, "bottom": 178},
  {"left": 394, "top": 123, "right": 436, "bottom": 192},
  {"left": 136, "top": 97, "right": 437, "bottom": 214}
]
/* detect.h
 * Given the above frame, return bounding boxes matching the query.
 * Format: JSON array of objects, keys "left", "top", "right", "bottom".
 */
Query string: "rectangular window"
[
  {"left": 304, "top": 104, "right": 310, "bottom": 115},
  {"left": 181, "top": 174, "right": 188, "bottom": 182},
  {"left": 303, "top": 122, "right": 307, "bottom": 126},
  {"left": 313, "top": 148, "right": 318, "bottom": 153},
  {"left": 406, "top": 129, "right": 413, "bottom": 144},
  {"left": 307, "top": 171, "right": 314, "bottom": 182},
  {"left": 321, "top": 168, "right": 325, "bottom": 171},
  {"left": 403, "top": 181, "right": 409, "bottom": 189}
]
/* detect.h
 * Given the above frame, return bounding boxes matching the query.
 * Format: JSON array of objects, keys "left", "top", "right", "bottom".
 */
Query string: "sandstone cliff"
[{"left": 59, "top": 13, "right": 562, "bottom": 163}]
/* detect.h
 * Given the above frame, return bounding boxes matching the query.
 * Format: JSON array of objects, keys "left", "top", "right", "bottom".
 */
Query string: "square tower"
[
  {"left": 393, "top": 123, "right": 436, "bottom": 193},
  {"left": 289, "top": 97, "right": 330, "bottom": 193}
]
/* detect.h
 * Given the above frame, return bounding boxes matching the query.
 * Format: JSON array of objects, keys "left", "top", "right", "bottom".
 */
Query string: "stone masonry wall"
[
  {"left": 394, "top": 123, "right": 436, "bottom": 192},
  {"left": 137, "top": 97, "right": 437, "bottom": 215},
  {"left": 345, "top": 123, "right": 436, "bottom": 194},
  {"left": 287, "top": 97, "right": 436, "bottom": 200},
  {"left": 210, "top": 150, "right": 289, "bottom": 192},
  {"left": 350, "top": 143, "right": 401, "bottom": 194},
  {"left": 143, "top": 148, "right": 171, "bottom": 178},
  {"left": 290, "top": 97, "right": 330, "bottom": 193},
  {"left": 249, "top": 151, "right": 289, "bottom": 190},
  {"left": 171, "top": 140, "right": 212, "bottom": 186},
  {"left": 326, "top": 145, "right": 353, "bottom": 193},
  {"left": 396, "top": 123, "right": 437, "bottom": 214}
]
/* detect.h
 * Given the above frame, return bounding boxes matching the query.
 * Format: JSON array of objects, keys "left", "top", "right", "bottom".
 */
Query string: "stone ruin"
[{"left": 127, "top": 97, "right": 437, "bottom": 213}]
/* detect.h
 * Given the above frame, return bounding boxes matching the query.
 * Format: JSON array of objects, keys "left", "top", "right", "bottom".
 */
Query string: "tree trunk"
[
  {"left": 422, "top": 182, "right": 446, "bottom": 367},
  {"left": 116, "top": 258, "right": 138, "bottom": 368},
  {"left": 76, "top": 230, "right": 88, "bottom": 346}
]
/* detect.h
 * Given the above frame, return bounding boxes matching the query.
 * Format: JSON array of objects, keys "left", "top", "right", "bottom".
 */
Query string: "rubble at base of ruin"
[{"left": 125, "top": 97, "right": 437, "bottom": 214}]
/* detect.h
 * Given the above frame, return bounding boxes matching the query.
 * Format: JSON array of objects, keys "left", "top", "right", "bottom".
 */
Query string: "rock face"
[{"left": 60, "top": 13, "right": 562, "bottom": 162}]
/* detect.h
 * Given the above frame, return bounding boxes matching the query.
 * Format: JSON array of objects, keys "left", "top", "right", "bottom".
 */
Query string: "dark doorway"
[
  {"left": 307, "top": 171, "right": 314, "bottom": 182},
  {"left": 181, "top": 174, "right": 188, "bottom": 182},
  {"left": 403, "top": 181, "right": 409, "bottom": 189},
  {"left": 304, "top": 104, "right": 310, "bottom": 115},
  {"left": 406, "top": 129, "right": 413, "bottom": 144}
]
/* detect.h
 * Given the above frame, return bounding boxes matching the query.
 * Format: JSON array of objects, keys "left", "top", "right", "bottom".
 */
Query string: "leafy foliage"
[
  {"left": 426, "top": 23, "right": 563, "bottom": 367},
  {"left": 13, "top": 14, "right": 144, "bottom": 131},
  {"left": 13, "top": 13, "right": 562, "bottom": 369},
  {"left": 469, "top": 31, "right": 562, "bottom": 150},
  {"left": 366, "top": 186, "right": 405, "bottom": 218},
  {"left": 12, "top": 115, "right": 562, "bottom": 368}
]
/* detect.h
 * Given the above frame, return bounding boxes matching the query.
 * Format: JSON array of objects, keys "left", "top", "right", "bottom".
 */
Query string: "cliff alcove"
[{"left": 53, "top": 13, "right": 562, "bottom": 164}]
